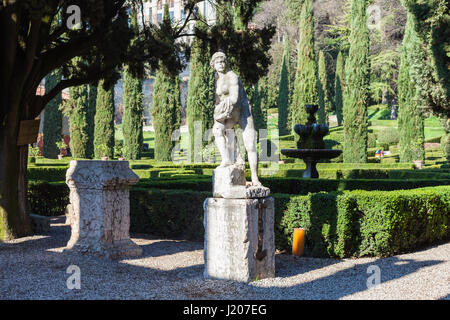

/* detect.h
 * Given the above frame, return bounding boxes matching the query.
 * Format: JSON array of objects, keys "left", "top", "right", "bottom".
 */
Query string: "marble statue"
[{"left": 210, "top": 51, "right": 261, "bottom": 187}]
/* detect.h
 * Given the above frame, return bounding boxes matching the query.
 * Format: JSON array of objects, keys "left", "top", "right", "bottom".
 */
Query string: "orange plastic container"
[{"left": 292, "top": 228, "right": 305, "bottom": 256}]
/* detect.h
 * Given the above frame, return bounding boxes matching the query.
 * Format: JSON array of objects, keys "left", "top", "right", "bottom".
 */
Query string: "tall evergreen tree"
[
  {"left": 252, "top": 79, "right": 266, "bottom": 133},
  {"left": 318, "top": 51, "right": 332, "bottom": 125},
  {"left": 122, "top": 8, "right": 144, "bottom": 160},
  {"left": 343, "top": 0, "right": 370, "bottom": 163},
  {"left": 291, "top": 0, "right": 319, "bottom": 132},
  {"left": 94, "top": 79, "right": 116, "bottom": 159},
  {"left": 43, "top": 69, "right": 63, "bottom": 158},
  {"left": 334, "top": 51, "right": 344, "bottom": 126},
  {"left": 66, "top": 85, "right": 91, "bottom": 159},
  {"left": 401, "top": 0, "right": 449, "bottom": 117},
  {"left": 186, "top": 16, "right": 215, "bottom": 162},
  {"left": 86, "top": 84, "right": 97, "bottom": 158},
  {"left": 317, "top": 52, "right": 326, "bottom": 125},
  {"left": 152, "top": 65, "right": 181, "bottom": 161},
  {"left": 151, "top": 4, "right": 181, "bottom": 162},
  {"left": 278, "top": 38, "right": 291, "bottom": 136},
  {"left": 398, "top": 13, "right": 425, "bottom": 162}
]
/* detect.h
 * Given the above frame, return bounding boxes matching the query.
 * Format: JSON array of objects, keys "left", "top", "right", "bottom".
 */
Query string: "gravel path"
[{"left": 1, "top": 216, "right": 449, "bottom": 300}]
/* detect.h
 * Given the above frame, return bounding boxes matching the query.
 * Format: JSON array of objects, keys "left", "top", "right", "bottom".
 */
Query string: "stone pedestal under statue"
[
  {"left": 64, "top": 160, "right": 142, "bottom": 259},
  {"left": 204, "top": 164, "right": 275, "bottom": 283}
]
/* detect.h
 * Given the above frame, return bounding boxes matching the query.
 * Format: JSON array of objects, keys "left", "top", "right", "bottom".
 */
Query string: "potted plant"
[
  {"left": 55, "top": 140, "right": 66, "bottom": 160},
  {"left": 97, "top": 143, "right": 109, "bottom": 160},
  {"left": 28, "top": 145, "right": 40, "bottom": 164}
]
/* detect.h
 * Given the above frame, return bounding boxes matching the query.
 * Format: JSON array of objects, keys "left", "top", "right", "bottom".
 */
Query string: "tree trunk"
[{"left": 0, "top": 115, "right": 32, "bottom": 240}]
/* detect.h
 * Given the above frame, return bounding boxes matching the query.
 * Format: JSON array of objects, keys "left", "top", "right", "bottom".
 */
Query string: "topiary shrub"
[
  {"left": 367, "top": 132, "right": 377, "bottom": 148},
  {"left": 377, "top": 127, "right": 399, "bottom": 147}
]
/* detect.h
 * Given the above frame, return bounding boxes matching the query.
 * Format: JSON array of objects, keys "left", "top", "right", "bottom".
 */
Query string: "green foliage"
[
  {"left": 130, "top": 188, "right": 210, "bottom": 240},
  {"left": 334, "top": 51, "right": 345, "bottom": 126},
  {"left": 86, "top": 84, "right": 97, "bottom": 158},
  {"left": 402, "top": 0, "right": 450, "bottom": 117},
  {"left": 63, "top": 84, "right": 92, "bottom": 159},
  {"left": 398, "top": 13, "right": 425, "bottom": 162},
  {"left": 151, "top": 4, "right": 181, "bottom": 162},
  {"left": 122, "top": 9, "right": 144, "bottom": 160},
  {"left": 186, "top": 16, "right": 215, "bottom": 161},
  {"left": 27, "top": 181, "right": 69, "bottom": 217},
  {"left": 27, "top": 167, "right": 68, "bottom": 182},
  {"left": 368, "top": 132, "right": 377, "bottom": 148},
  {"left": 210, "top": 0, "right": 275, "bottom": 87},
  {"left": 94, "top": 79, "right": 115, "bottom": 159},
  {"left": 43, "top": 69, "right": 63, "bottom": 159},
  {"left": 114, "top": 139, "right": 124, "bottom": 158},
  {"left": 317, "top": 51, "right": 331, "bottom": 125},
  {"left": 291, "top": 0, "right": 319, "bottom": 133},
  {"left": 277, "top": 38, "right": 291, "bottom": 136},
  {"left": 278, "top": 187, "right": 450, "bottom": 257},
  {"left": 378, "top": 127, "right": 400, "bottom": 146},
  {"left": 343, "top": 0, "right": 370, "bottom": 163},
  {"left": 251, "top": 80, "right": 267, "bottom": 132},
  {"left": 441, "top": 133, "right": 450, "bottom": 161}
]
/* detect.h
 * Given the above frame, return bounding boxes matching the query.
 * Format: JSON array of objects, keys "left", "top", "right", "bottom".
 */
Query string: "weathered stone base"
[
  {"left": 65, "top": 238, "right": 142, "bottom": 260},
  {"left": 203, "top": 197, "right": 275, "bottom": 282},
  {"left": 213, "top": 164, "right": 270, "bottom": 199},
  {"left": 30, "top": 214, "right": 50, "bottom": 234},
  {"left": 64, "top": 160, "right": 142, "bottom": 259}
]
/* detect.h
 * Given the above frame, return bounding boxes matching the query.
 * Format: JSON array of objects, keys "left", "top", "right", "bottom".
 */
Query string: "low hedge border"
[
  {"left": 25, "top": 182, "right": 450, "bottom": 258},
  {"left": 28, "top": 165, "right": 450, "bottom": 182},
  {"left": 135, "top": 177, "right": 450, "bottom": 194}
]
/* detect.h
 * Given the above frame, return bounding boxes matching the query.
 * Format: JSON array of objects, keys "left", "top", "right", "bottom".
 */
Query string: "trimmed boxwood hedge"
[
  {"left": 135, "top": 177, "right": 450, "bottom": 194},
  {"left": 28, "top": 181, "right": 69, "bottom": 216},
  {"left": 275, "top": 187, "right": 450, "bottom": 257},
  {"left": 28, "top": 164, "right": 450, "bottom": 182},
  {"left": 25, "top": 181, "right": 450, "bottom": 258}
]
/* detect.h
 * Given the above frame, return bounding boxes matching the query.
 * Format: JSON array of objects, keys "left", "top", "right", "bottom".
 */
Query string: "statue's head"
[{"left": 210, "top": 51, "right": 228, "bottom": 72}]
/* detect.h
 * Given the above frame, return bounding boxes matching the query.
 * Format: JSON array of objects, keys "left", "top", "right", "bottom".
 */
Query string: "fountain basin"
[{"left": 281, "top": 149, "right": 343, "bottom": 178}]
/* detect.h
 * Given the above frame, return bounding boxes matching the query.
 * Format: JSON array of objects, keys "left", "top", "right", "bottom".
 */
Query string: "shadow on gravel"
[
  {"left": 126, "top": 238, "right": 203, "bottom": 259},
  {"left": 266, "top": 256, "right": 444, "bottom": 299}
]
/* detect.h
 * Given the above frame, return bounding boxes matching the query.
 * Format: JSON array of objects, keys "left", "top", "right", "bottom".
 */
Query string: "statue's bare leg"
[
  {"left": 213, "top": 121, "right": 232, "bottom": 167},
  {"left": 233, "top": 130, "right": 245, "bottom": 165},
  {"left": 240, "top": 117, "right": 261, "bottom": 186}
]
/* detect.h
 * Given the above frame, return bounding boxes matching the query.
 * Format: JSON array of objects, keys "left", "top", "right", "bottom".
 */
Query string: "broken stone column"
[
  {"left": 204, "top": 165, "right": 275, "bottom": 282},
  {"left": 65, "top": 160, "right": 142, "bottom": 259}
]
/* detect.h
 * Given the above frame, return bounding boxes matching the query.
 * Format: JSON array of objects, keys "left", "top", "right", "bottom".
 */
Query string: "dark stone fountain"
[{"left": 281, "top": 104, "right": 342, "bottom": 178}]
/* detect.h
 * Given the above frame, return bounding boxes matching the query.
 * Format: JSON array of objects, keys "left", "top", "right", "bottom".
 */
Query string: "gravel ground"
[{"left": 0, "top": 216, "right": 449, "bottom": 300}]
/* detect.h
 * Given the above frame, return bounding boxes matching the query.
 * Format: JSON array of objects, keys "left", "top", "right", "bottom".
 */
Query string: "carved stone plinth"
[
  {"left": 64, "top": 160, "right": 142, "bottom": 259},
  {"left": 203, "top": 197, "right": 275, "bottom": 282},
  {"left": 212, "top": 164, "right": 270, "bottom": 199}
]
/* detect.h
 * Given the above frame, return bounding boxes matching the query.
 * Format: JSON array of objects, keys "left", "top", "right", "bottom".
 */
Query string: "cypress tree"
[
  {"left": 66, "top": 85, "right": 91, "bottom": 158},
  {"left": 43, "top": 69, "right": 63, "bottom": 158},
  {"left": 342, "top": 0, "right": 370, "bottom": 163},
  {"left": 318, "top": 51, "right": 332, "bottom": 125},
  {"left": 291, "top": 0, "right": 319, "bottom": 131},
  {"left": 152, "top": 65, "right": 181, "bottom": 161},
  {"left": 94, "top": 79, "right": 116, "bottom": 159},
  {"left": 278, "top": 38, "right": 291, "bottom": 136},
  {"left": 334, "top": 51, "right": 344, "bottom": 126},
  {"left": 401, "top": 0, "right": 449, "bottom": 117},
  {"left": 122, "top": 8, "right": 144, "bottom": 160},
  {"left": 252, "top": 79, "right": 266, "bottom": 133},
  {"left": 122, "top": 65, "right": 144, "bottom": 160},
  {"left": 86, "top": 84, "right": 97, "bottom": 158},
  {"left": 317, "top": 52, "right": 326, "bottom": 125},
  {"left": 186, "top": 16, "right": 215, "bottom": 162},
  {"left": 151, "top": 4, "right": 181, "bottom": 162},
  {"left": 398, "top": 13, "right": 425, "bottom": 162}
]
